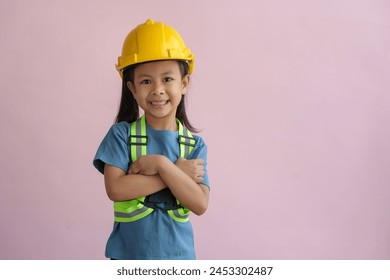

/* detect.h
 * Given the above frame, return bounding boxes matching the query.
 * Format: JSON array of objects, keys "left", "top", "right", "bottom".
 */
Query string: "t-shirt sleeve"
[
  {"left": 93, "top": 123, "right": 130, "bottom": 174},
  {"left": 189, "top": 136, "right": 210, "bottom": 189}
]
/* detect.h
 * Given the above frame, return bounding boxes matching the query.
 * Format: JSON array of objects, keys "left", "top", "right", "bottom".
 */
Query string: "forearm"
[
  {"left": 104, "top": 164, "right": 167, "bottom": 202},
  {"left": 158, "top": 159, "right": 209, "bottom": 215}
]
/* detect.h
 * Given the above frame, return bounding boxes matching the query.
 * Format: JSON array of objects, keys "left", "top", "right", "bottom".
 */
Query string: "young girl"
[{"left": 93, "top": 19, "right": 209, "bottom": 260}]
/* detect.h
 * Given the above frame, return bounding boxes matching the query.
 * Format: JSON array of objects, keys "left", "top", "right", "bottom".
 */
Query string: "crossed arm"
[{"left": 104, "top": 155, "right": 209, "bottom": 215}]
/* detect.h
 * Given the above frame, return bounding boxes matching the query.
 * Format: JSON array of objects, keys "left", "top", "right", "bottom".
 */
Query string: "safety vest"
[{"left": 113, "top": 115, "right": 196, "bottom": 223}]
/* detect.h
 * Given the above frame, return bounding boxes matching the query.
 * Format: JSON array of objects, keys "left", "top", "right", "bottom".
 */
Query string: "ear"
[
  {"left": 181, "top": 75, "right": 190, "bottom": 95},
  {"left": 127, "top": 81, "right": 136, "bottom": 97}
]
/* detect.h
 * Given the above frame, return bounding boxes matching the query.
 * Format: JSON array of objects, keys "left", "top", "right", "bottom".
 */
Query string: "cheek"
[
  {"left": 131, "top": 87, "right": 144, "bottom": 98},
  {"left": 131, "top": 91, "right": 144, "bottom": 105}
]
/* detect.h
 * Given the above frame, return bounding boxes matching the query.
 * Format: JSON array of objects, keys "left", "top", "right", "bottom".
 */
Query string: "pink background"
[{"left": 0, "top": 0, "right": 389, "bottom": 259}]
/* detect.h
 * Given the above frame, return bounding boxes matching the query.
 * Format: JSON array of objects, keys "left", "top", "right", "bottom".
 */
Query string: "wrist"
[
  {"left": 156, "top": 155, "right": 169, "bottom": 173},
  {"left": 156, "top": 155, "right": 171, "bottom": 173}
]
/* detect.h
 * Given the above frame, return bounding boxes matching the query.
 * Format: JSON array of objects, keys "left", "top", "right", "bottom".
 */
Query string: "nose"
[{"left": 152, "top": 81, "right": 164, "bottom": 95}]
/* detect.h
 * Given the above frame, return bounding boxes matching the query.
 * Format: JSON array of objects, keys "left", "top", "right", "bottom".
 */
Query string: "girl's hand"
[
  {"left": 128, "top": 155, "right": 166, "bottom": 176},
  {"left": 175, "top": 157, "right": 204, "bottom": 183}
]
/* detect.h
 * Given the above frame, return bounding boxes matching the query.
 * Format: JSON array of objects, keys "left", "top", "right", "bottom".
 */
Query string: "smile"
[{"left": 150, "top": 100, "right": 168, "bottom": 106}]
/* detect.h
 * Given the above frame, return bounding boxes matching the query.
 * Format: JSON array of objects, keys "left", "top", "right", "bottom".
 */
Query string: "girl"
[{"left": 93, "top": 19, "right": 209, "bottom": 260}]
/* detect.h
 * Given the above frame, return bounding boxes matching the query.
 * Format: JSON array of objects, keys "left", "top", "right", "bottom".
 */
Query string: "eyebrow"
[{"left": 136, "top": 71, "right": 175, "bottom": 78}]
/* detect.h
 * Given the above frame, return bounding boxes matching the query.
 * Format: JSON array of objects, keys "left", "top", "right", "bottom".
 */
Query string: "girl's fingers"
[{"left": 129, "top": 164, "right": 139, "bottom": 174}]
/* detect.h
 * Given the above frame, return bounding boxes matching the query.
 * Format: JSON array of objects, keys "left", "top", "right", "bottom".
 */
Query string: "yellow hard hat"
[{"left": 116, "top": 19, "right": 194, "bottom": 77}]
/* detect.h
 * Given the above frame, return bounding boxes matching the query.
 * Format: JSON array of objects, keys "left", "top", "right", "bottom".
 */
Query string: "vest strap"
[
  {"left": 113, "top": 198, "right": 154, "bottom": 222},
  {"left": 114, "top": 115, "right": 195, "bottom": 223},
  {"left": 167, "top": 207, "right": 190, "bottom": 223}
]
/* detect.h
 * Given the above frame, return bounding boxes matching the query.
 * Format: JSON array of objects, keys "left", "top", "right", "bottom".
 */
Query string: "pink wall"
[{"left": 0, "top": 0, "right": 389, "bottom": 259}]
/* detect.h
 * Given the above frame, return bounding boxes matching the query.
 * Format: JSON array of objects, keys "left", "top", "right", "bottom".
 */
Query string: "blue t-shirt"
[{"left": 93, "top": 121, "right": 209, "bottom": 260}]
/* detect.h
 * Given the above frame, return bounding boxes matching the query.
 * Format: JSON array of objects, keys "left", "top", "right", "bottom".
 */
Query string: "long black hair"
[{"left": 114, "top": 60, "right": 199, "bottom": 133}]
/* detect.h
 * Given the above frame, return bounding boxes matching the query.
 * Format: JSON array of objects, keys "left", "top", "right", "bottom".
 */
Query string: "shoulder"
[
  {"left": 193, "top": 134, "right": 207, "bottom": 148},
  {"left": 102, "top": 121, "right": 131, "bottom": 143},
  {"left": 189, "top": 134, "right": 208, "bottom": 159},
  {"left": 93, "top": 121, "right": 131, "bottom": 174},
  {"left": 109, "top": 121, "right": 131, "bottom": 136}
]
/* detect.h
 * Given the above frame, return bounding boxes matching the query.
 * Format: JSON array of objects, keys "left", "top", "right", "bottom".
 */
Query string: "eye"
[
  {"left": 140, "top": 79, "right": 151, "bottom": 85},
  {"left": 163, "top": 77, "right": 173, "bottom": 82}
]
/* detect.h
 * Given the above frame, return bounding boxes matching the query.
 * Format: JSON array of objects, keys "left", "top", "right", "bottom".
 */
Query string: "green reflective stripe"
[
  {"left": 167, "top": 208, "right": 190, "bottom": 223},
  {"left": 114, "top": 209, "right": 154, "bottom": 222},
  {"left": 167, "top": 199, "right": 190, "bottom": 223},
  {"left": 176, "top": 207, "right": 190, "bottom": 218},
  {"left": 139, "top": 116, "right": 147, "bottom": 156},
  {"left": 135, "top": 117, "right": 143, "bottom": 160},
  {"left": 114, "top": 205, "right": 150, "bottom": 218},
  {"left": 177, "top": 119, "right": 195, "bottom": 158},
  {"left": 130, "top": 116, "right": 147, "bottom": 162},
  {"left": 115, "top": 206, "right": 153, "bottom": 219},
  {"left": 113, "top": 197, "right": 154, "bottom": 222},
  {"left": 178, "top": 119, "right": 185, "bottom": 157},
  {"left": 130, "top": 119, "right": 137, "bottom": 162}
]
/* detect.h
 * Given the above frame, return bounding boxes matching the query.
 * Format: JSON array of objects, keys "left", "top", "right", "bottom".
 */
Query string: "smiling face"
[{"left": 127, "top": 60, "right": 189, "bottom": 130}]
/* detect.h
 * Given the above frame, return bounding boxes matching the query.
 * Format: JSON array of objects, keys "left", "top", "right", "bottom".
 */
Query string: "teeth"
[{"left": 151, "top": 101, "right": 167, "bottom": 105}]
